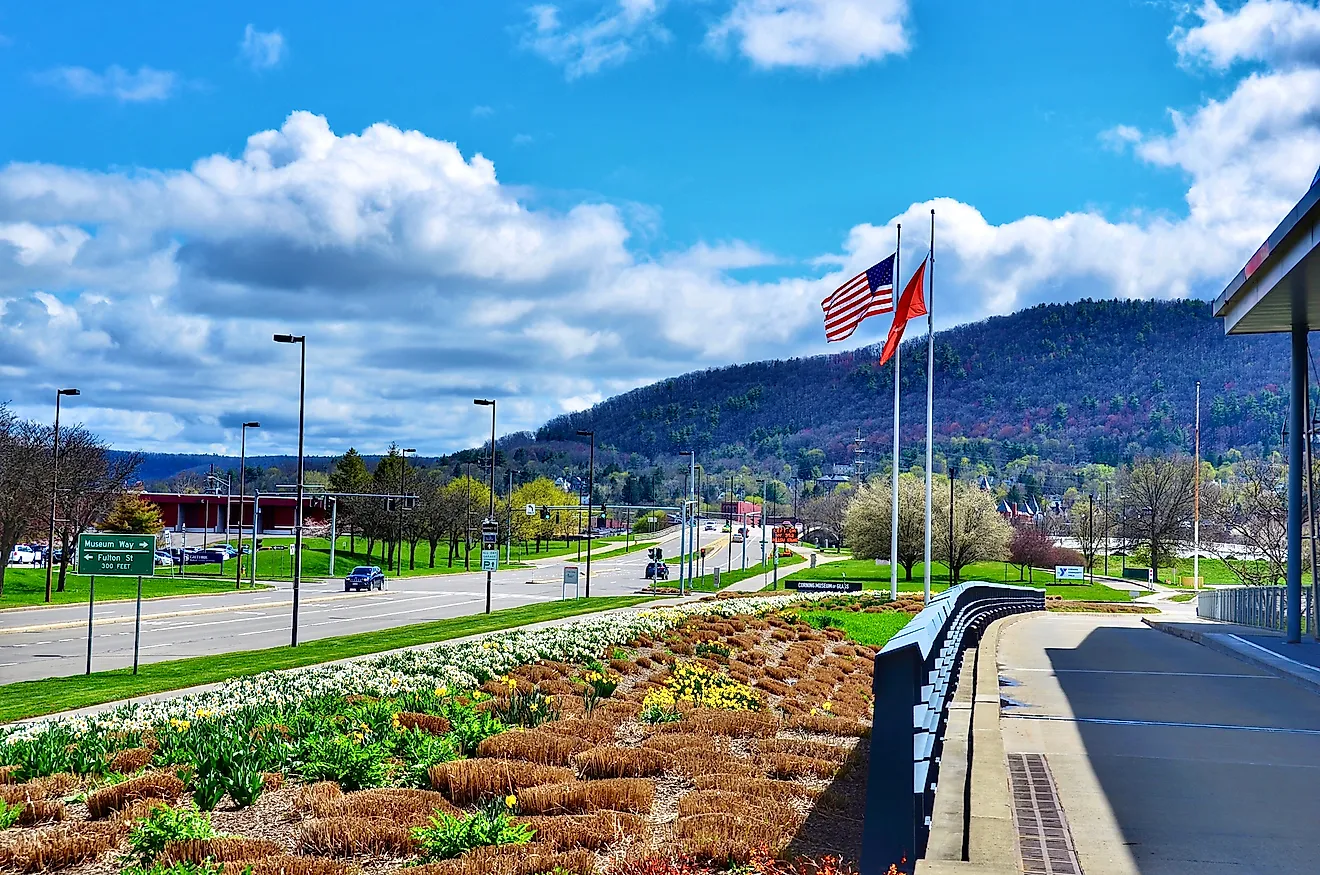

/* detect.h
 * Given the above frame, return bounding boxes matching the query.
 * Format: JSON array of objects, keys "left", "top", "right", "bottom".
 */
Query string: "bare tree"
[
  {"left": 0, "top": 407, "right": 49, "bottom": 596},
  {"left": 46, "top": 426, "right": 142, "bottom": 592},
  {"left": 1068, "top": 498, "right": 1107, "bottom": 572},
  {"left": 1118, "top": 456, "right": 1195, "bottom": 583},
  {"left": 1201, "top": 460, "right": 1287, "bottom": 586},
  {"left": 799, "top": 491, "right": 849, "bottom": 551}
]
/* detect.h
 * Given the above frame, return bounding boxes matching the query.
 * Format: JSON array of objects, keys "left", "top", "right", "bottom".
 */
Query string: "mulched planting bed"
[{"left": 1, "top": 595, "right": 889, "bottom": 875}]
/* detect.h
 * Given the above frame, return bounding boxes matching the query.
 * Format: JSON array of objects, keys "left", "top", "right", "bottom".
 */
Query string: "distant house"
[
  {"left": 141, "top": 492, "right": 326, "bottom": 535},
  {"left": 720, "top": 500, "right": 763, "bottom": 527},
  {"left": 815, "top": 474, "right": 851, "bottom": 490}
]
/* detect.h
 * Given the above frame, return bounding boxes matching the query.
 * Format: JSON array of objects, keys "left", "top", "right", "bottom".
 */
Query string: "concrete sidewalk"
[{"left": 998, "top": 612, "right": 1320, "bottom": 874}]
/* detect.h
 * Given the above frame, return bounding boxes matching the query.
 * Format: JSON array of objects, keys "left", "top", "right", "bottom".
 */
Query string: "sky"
[{"left": 1, "top": 0, "right": 1319, "bottom": 457}]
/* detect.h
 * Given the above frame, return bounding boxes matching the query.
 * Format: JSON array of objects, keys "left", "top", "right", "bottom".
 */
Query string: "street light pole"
[
  {"left": 475, "top": 400, "right": 497, "bottom": 613},
  {"left": 273, "top": 334, "right": 307, "bottom": 647},
  {"left": 948, "top": 465, "right": 959, "bottom": 584},
  {"left": 398, "top": 448, "right": 416, "bottom": 575},
  {"left": 236, "top": 422, "right": 259, "bottom": 589},
  {"left": 1088, "top": 492, "right": 1095, "bottom": 584},
  {"left": 576, "top": 430, "right": 595, "bottom": 597},
  {"left": 45, "top": 388, "right": 79, "bottom": 603}
]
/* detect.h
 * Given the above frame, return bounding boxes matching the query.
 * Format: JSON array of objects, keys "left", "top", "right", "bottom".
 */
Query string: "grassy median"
[{"left": 0, "top": 596, "right": 652, "bottom": 723}]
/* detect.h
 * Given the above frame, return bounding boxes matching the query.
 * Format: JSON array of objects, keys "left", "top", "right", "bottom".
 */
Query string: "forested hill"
[{"left": 538, "top": 299, "right": 1293, "bottom": 469}]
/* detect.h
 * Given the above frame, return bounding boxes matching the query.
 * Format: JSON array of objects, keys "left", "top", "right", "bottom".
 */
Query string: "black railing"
[{"left": 860, "top": 582, "right": 1045, "bottom": 873}]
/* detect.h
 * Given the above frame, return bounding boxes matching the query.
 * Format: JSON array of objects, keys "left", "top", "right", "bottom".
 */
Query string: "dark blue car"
[{"left": 344, "top": 565, "right": 385, "bottom": 592}]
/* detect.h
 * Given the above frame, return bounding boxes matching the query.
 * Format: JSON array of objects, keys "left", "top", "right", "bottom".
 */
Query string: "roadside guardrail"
[
  {"left": 1196, "top": 585, "right": 1314, "bottom": 632},
  {"left": 860, "top": 582, "right": 1045, "bottom": 873}
]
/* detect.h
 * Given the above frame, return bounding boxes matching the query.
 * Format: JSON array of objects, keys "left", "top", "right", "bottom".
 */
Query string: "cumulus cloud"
[
  {"left": 523, "top": 0, "right": 669, "bottom": 79},
  {"left": 240, "top": 24, "right": 286, "bottom": 70},
  {"left": 1176, "top": 0, "right": 1320, "bottom": 70},
  {"left": 5, "top": 1, "right": 1320, "bottom": 454},
  {"left": 35, "top": 65, "right": 176, "bottom": 101},
  {"left": 708, "top": 0, "right": 910, "bottom": 70}
]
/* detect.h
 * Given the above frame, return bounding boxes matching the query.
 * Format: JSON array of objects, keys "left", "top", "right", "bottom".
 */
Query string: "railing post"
[{"left": 861, "top": 643, "right": 923, "bottom": 874}]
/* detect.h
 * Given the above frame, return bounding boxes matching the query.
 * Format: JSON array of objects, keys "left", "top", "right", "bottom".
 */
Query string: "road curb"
[{"left": 1143, "top": 617, "right": 1320, "bottom": 696}]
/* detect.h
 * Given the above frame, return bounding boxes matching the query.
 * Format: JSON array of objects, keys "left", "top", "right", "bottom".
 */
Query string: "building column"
[{"left": 1288, "top": 285, "right": 1306, "bottom": 644}]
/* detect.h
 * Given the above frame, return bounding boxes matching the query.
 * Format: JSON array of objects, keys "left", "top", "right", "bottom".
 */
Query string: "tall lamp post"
[
  {"left": 576, "top": 430, "right": 595, "bottom": 597},
  {"left": 679, "top": 451, "right": 696, "bottom": 586},
  {"left": 757, "top": 477, "right": 767, "bottom": 574},
  {"left": 273, "top": 334, "right": 307, "bottom": 646},
  {"left": 474, "top": 400, "right": 497, "bottom": 613},
  {"left": 397, "top": 448, "right": 416, "bottom": 574},
  {"left": 45, "top": 388, "right": 80, "bottom": 603},
  {"left": 948, "top": 465, "right": 959, "bottom": 584},
  {"left": 235, "top": 422, "right": 259, "bottom": 590}
]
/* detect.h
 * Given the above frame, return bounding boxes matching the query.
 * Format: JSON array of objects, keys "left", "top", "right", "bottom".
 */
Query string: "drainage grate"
[{"left": 1008, "top": 753, "right": 1082, "bottom": 875}]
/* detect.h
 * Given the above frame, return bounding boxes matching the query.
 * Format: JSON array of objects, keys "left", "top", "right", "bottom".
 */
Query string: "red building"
[
  {"left": 719, "top": 500, "right": 762, "bottom": 527},
  {"left": 141, "top": 493, "right": 326, "bottom": 535}
]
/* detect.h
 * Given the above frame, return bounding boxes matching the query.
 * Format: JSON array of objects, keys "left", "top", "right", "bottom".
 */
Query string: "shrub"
[
  {"left": 692, "top": 775, "right": 822, "bottom": 800},
  {"left": 86, "top": 772, "right": 185, "bottom": 819},
  {"left": 295, "top": 735, "right": 387, "bottom": 791},
  {"left": 110, "top": 748, "right": 155, "bottom": 775},
  {"left": 0, "top": 820, "right": 129, "bottom": 872},
  {"left": 674, "top": 813, "right": 797, "bottom": 864},
  {"left": 428, "top": 760, "right": 573, "bottom": 805},
  {"left": 757, "top": 754, "right": 840, "bottom": 780},
  {"left": 125, "top": 805, "right": 215, "bottom": 866},
  {"left": 640, "top": 733, "right": 714, "bottom": 754},
  {"left": 670, "top": 749, "right": 760, "bottom": 780},
  {"left": 314, "top": 788, "right": 460, "bottom": 824},
  {"left": 395, "top": 712, "right": 452, "bottom": 735},
  {"left": 411, "top": 800, "right": 535, "bottom": 862},
  {"left": 654, "top": 709, "right": 779, "bottom": 738},
  {"left": 162, "top": 837, "right": 282, "bottom": 864},
  {"left": 753, "top": 739, "right": 852, "bottom": 762},
  {"left": 517, "top": 811, "right": 646, "bottom": 850},
  {"left": 493, "top": 689, "right": 561, "bottom": 729},
  {"left": 296, "top": 817, "right": 417, "bottom": 857},
  {"left": 477, "top": 730, "right": 591, "bottom": 767},
  {"left": 573, "top": 746, "right": 673, "bottom": 779},
  {"left": 16, "top": 800, "right": 66, "bottom": 826},
  {"left": 514, "top": 779, "right": 655, "bottom": 815},
  {"left": 537, "top": 719, "right": 619, "bottom": 745},
  {"left": 217, "top": 856, "right": 354, "bottom": 875},
  {"left": 291, "top": 781, "right": 342, "bottom": 814},
  {"left": 783, "top": 714, "right": 870, "bottom": 737},
  {"left": 409, "top": 844, "right": 594, "bottom": 875}
]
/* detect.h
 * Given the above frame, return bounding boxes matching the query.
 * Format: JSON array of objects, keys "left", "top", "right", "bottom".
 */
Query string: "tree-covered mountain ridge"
[{"left": 538, "top": 298, "right": 1292, "bottom": 469}]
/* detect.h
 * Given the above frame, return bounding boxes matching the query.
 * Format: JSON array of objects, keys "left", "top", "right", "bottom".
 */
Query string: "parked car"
[
  {"left": 154, "top": 551, "right": 175, "bottom": 567},
  {"left": 645, "top": 561, "right": 669, "bottom": 580},
  {"left": 7, "top": 545, "right": 38, "bottom": 565},
  {"left": 344, "top": 565, "right": 385, "bottom": 592}
]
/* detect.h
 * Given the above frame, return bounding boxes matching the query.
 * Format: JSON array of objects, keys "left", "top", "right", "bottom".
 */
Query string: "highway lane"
[{"left": 0, "top": 528, "right": 696, "bottom": 684}]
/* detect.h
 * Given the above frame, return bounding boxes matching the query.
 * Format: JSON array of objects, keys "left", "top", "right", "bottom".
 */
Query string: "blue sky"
[{"left": 0, "top": 1, "right": 1317, "bottom": 455}]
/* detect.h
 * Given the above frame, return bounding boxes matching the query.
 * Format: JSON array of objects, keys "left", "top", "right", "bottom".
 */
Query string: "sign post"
[
  {"left": 78, "top": 533, "right": 156, "bottom": 674},
  {"left": 481, "top": 518, "right": 498, "bottom": 613},
  {"left": 563, "top": 565, "right": 579, "bottom": 599}
]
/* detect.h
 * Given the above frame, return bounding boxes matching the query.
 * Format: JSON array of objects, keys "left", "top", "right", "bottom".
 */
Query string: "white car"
[{"left": 7, "top": 545, "right": 38, "bottom": 565}]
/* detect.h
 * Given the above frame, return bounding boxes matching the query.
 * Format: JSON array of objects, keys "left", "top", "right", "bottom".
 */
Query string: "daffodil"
[{"left": 504, "top": 794, "right": 517, "bottom": 809}]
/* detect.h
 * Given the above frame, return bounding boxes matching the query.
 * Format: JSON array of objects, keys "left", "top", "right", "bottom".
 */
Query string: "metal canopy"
[{"left": 1213, "top": 180, "right": 1320, "bottom": 334}]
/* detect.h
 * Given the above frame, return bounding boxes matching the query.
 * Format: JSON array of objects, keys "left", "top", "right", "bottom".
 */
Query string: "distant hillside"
[{"left": 538, "top": 299, "right": 1291, "bottom": 469}]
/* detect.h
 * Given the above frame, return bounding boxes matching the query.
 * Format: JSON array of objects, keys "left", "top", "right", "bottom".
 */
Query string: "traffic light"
[{"left": 541, "top": 506, "right": 550, "bottom": 520}]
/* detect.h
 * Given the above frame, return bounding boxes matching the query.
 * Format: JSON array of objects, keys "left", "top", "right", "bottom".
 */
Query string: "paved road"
[
  {"left": 0, "top": 528, "right": 707, "bottom": 684},
  {"left": 999, "top": 612, "right": 1320, "bottom": 874}
]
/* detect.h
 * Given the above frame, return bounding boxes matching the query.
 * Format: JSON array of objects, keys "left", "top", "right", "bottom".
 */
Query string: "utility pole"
[
  {"left": 948, "top": 466, "right": 958, "bottom": 584},
  {"left": 1103, "top": 482, "right": 1110, "bottom": 576},
  {"left": 1193, "top": 380, "right": 1201, "bottom": 590},
  {"left": 1088, "top": 492, "right": 1095, "bottom": 584}
]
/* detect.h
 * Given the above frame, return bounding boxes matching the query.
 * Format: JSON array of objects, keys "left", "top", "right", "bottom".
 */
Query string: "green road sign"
[{"left": 78, "top": 533, "right": 156, "bottom": 577}]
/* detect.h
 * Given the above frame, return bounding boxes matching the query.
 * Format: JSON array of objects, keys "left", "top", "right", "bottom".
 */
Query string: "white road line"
[
  {"left": 1003, "top": 668, "right": 1273, "bottom": 679},
  {"left": 1003, "top": 713, "right": 1320, "bottom": 736}
]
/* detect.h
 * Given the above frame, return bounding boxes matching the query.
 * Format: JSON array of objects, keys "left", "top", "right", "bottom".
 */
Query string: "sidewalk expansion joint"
[{"left": 1008, "top": 752, "right": 1082, "bottom": 875}]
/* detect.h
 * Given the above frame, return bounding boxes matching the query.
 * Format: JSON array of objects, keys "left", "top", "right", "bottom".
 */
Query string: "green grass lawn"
[
  {"left": 798, "top": 609, "right": 911, "bottom": 646},
  {"left": 649, "top": 551, "right": 805, "bottom": 593},
  {"left": 0, "top": 567, "right": 263, "bottom": 610},
  {"left": 1088, "top": 555, "right": 1271, "bottom": 587},
  {"left": 0, "top": 595, "right": 652, "bottom": 723},
  {"left": 779, "top": 559, "right": 1135, "bottom": 602},
  {"left": 1168, "top": 592, "right": 1198, "bottom": 603}
]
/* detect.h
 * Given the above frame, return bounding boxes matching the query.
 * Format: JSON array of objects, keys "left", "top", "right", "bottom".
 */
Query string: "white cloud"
[
  {"left": 5, "top": 8, "right": 1320, "bottom": 454},
  {"left": 472, "top": 105, "right": 495, "bottom": 117},
  {"left": 708, "top": 0, "right": 910, "bottom": 70},
  {"left": 523, "top": 0, "right": 669, "bottom": 79},
  {"left": 1176, "top": 0, "right": 1320, "bottom": 70},
  {"left": 36, "top": 65, "right": 176, "bottom": 102},
  {"left": 240, "top": 25, "right": 285, "bottom": 70}
]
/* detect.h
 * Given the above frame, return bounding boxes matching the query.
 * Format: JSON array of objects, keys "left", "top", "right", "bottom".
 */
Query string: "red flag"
[{"left": 879, "top": 258, "right": 927, "bottom": 365}]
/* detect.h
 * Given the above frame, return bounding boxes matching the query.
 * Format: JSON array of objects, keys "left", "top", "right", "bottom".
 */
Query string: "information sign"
[
  {"left": 78, "top": 534, "right": 155, "bottom": 577},
  {"left": 481, "top": 549, "right": 499, "bottom": 571},
  {"left": 1054, "top": 565, "right": 1084, "bottom": 581}
]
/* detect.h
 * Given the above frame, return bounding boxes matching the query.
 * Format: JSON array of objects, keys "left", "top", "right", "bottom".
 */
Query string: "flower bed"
[{"left": 0, "top": 593, "right": 881, "bottom": 875}]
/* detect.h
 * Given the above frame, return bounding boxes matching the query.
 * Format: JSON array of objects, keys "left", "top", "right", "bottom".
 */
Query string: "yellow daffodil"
[{"left": 504, "top": 794, "right": 517, "bottom": 809}]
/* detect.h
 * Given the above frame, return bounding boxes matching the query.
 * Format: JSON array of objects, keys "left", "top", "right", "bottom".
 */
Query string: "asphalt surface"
[
  {"left": 0, "top": 526, "right": 757, "bottom": 684},
  {"left": 999, "top": 612, "right": 1320, "bottom": 874}
]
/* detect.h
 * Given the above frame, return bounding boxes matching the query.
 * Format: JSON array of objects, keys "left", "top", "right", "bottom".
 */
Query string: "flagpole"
[
  {"left": 923, "top": 209, "right": 935, "bottom": 602},
  {"left": 891, "top": 224, "right": 901, "bottom": 602}
]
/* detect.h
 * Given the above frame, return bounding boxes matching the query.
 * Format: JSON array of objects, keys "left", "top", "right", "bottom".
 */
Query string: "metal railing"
[
  {"left": 860, "top": 582, "right": 1045, "bottom": 874},
  {"left": 1197, "top": 585, "right": 1314, "bottom": 632}
]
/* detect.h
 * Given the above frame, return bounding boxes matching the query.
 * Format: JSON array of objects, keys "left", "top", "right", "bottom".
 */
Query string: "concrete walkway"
[{"left": 998, "top": 612, "right": 1320, "bottom": 874}]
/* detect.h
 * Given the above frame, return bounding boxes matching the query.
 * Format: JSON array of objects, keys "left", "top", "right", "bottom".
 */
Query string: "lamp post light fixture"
[
  {"left": 273, "top": 334, "right": 307, "bottom": 646},
  {"left": 235, "top": 422, "right": 259, "bottom": 590},
  {"left": 679, "top": 450, "right": 696, "bottom": 590},
  {"left": 474, "top": 400, "right": 497, "bottom": 613},
  {"left": 397, "top": 448, "right": 416, "bottom": 575},
  {"left": 948, "top": 465, "right": 959, "bottom": 584},
  {"left": 576, "top": 430, "right": 595, "bottom": 597},
  {"left": 45, "top": 388, "right": 80, "bottom": 604}
]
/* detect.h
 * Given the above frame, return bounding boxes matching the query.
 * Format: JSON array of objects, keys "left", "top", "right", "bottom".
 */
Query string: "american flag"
[{"left": 821, "top": 254, "right": 895, "bottom": 342}]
